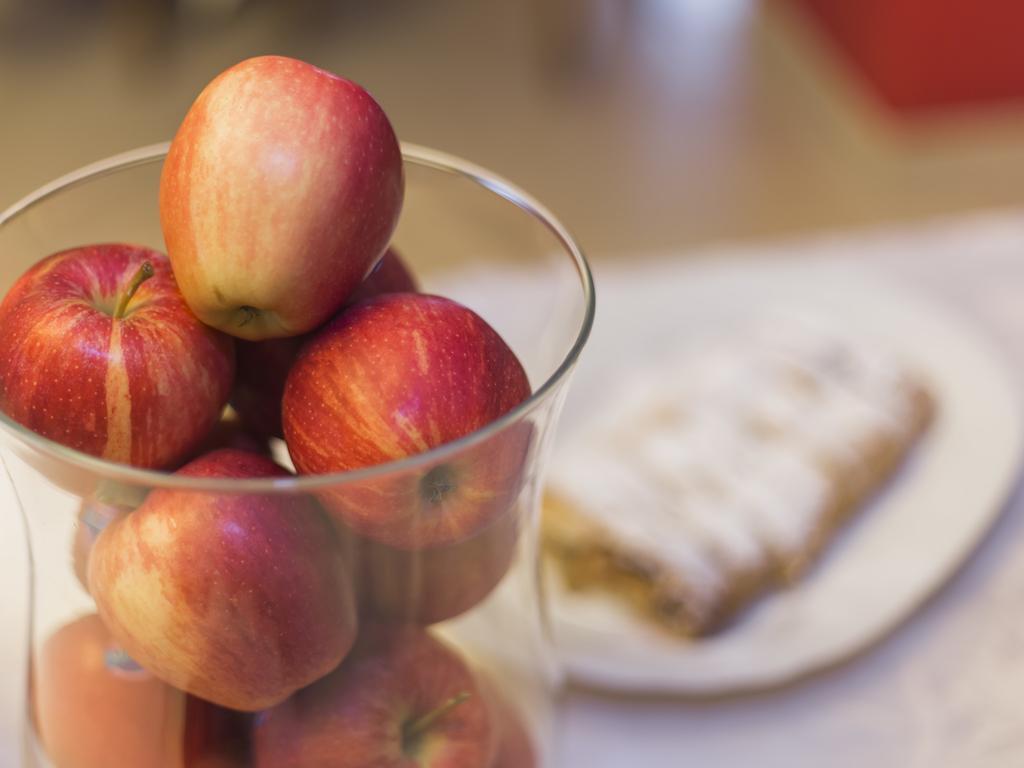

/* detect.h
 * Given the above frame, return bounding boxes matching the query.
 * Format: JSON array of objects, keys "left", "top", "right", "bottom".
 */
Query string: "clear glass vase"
[{"left": 0, "top": 143, "right": 594, "bottom": 768}]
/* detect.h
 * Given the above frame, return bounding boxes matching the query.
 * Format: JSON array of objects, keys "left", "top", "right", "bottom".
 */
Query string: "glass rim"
[{"left": 0, "top": 141, "right": 595, "bottom": 493}]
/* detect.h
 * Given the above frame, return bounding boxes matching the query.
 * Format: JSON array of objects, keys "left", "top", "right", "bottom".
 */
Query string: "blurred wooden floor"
[{"left": 4, "top": 0, "right": 1024, "bottom": 259}]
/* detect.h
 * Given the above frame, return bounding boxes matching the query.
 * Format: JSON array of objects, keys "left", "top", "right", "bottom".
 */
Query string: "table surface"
[{"left": 4, "top": 212, "right": 1024, "bottom": 767}]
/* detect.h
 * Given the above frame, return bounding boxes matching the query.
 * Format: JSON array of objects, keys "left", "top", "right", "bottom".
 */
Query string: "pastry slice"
[{"left": 543, "top": 314, "right": 935, "bottom": 638}]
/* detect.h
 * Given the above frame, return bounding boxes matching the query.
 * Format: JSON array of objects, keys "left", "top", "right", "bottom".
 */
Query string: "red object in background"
[{"left": 793, "top": 0, "right": 1024, "bottom": 112}]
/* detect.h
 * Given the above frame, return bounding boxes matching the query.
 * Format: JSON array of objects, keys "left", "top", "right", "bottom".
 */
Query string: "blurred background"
[{"left": 5, "top": 0, "right": 1024, "bottom": 259}]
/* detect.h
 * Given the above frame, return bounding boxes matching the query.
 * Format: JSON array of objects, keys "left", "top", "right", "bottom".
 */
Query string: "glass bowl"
[{"left": 0, "top": 142, "right": 594, "bottom": 767}]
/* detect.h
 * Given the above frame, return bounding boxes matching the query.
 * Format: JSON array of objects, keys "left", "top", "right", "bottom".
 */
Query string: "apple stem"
[
  {"left": 403, "top": 692, "right": 471, "bottom": 744},
  {"left": 114, "top": 262, "right": 155, "bottom": 319},
  {"left": 237, "top": 306, "right": 259, "bottom": 327}
]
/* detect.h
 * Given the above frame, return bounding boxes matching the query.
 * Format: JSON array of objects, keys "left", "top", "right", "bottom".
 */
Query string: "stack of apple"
[{"left": 0, "top": 56, "right": 538, "bottom": 767}]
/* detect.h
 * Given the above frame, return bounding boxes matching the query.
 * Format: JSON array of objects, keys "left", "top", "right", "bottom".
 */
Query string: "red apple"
[
  {"left": 282, "top": 293, "right": 532, "bottom": 550},
  {"left": 160, "top": 55, "right": 404, "bottom": 340},
  {"left": 33, "top": 613, "right": 186, "bottom": 768},
  {"left": 252, "top": 624, "right": 497, "bottom": 768},
  {"left": 231, "top": 246, "right": 418, "bottom": 439},
  {"left": 358, "top": 501, "right": 521, "bottom": 625},
  {"left": 0, "top": 244, "right": 235, "bottom": 468},
  {"left": 88, "top": 449, "right": 358, "bottom": 711}
]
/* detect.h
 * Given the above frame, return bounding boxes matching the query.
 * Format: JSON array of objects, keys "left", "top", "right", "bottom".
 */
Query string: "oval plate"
[{"left": 547, "top": 257, "right": 1022, "bottom": 694}]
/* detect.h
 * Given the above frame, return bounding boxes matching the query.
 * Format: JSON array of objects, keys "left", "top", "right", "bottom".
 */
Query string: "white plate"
[{"left": 547, "top": 257, "right": 1023, "bottom": 695}]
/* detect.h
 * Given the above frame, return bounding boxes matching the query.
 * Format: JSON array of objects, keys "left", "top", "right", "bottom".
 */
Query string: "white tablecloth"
[{"left": 4, "top": 212, "right": 1024, "bottom": 767}]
